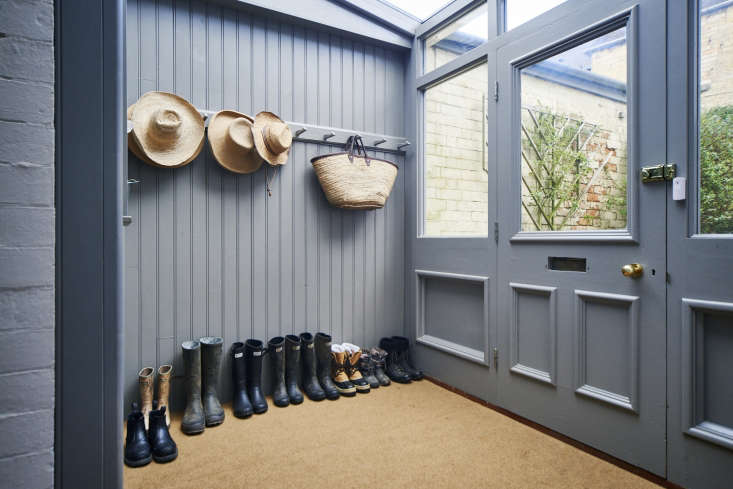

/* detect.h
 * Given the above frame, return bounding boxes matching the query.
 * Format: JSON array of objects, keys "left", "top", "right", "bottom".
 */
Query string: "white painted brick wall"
[{"left": 0, "top": 0, "right": 55, "bottom": 487}]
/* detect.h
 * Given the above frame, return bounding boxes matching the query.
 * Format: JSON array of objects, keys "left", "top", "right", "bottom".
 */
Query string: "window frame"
[{"left": 416, "top": 0, "right": 496, "bottom": 238}]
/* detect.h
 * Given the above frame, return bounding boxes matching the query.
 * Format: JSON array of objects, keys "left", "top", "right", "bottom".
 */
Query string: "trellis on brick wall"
[{"left": 520, "top": 105, "right": 617, "bottom": 231}]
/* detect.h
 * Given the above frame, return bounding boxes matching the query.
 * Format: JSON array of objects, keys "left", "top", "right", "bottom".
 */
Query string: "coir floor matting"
[{"left": 124, "top": 380, "right": 662, "bottom": 489}]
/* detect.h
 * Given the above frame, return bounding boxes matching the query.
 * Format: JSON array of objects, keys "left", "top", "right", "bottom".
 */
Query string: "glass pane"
[
  {"left": 505, "top": 0, "right": 566, "bottom": 31},
  {"left": 519, "top": 26, "right": 628, "bottom": 232},
  {"left": 424, "top": 3, "right": 488, "bottom": 73},
  {"left": 424, "top": 62, "right": 489, "bottom": 236},
  {"left": 699, "top": 0, "right": 733, "bottom": 234}
]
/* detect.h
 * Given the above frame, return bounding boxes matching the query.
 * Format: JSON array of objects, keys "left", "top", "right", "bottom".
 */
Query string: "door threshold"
[{"left": 424, "top": 376, "right": 683, "bottom": 489}]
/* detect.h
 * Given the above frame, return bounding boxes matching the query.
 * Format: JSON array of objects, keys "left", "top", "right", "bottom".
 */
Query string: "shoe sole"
[
  {"left": 233, "top": 411, "right": 253, "bottom": 419},
  {"left": 124, "top": 455, "right": 152, "bottom": 467},
  {"left": 153, "top": 448, "right": 178, "bottom": 463},
  {"left": 336, "top": 386, "right": 357, "bottom": 396},
  {"left": 388, "top": 376, "right": 411, "bottom": 384},
  {"left": 205, "top": 416, "right": 225, "bottom": 427},
  {"left": 181, "top": 424, "right": 205, "bottom": 435},
  {"left": 354, "top": 384, "right": 371, "bottom": 393}
]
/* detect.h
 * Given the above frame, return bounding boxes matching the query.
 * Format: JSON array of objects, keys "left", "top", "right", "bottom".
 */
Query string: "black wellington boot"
[
  {"left": 124, "top": 402, "right": 152, "bottom": 467},
  {"left": 392, "top": 336, "right": 424, "bottom": 380},
  {"left": 285, "top": 335, "right": 304, "bottom": 404},
  {"left": 181, "top": 340, "right": 205, "bottom": 435},
  {"left": 379, "top": 338, "right": 411, "bottom": 384},
  {"left": 201, "top": 336, "right": 225, "bottom": 426},
  {"left": 315, "top": 332, "right": 340, "bottom": 400},
  {"left": 268, "top": 337, "right": 290, "bottom": 407},
  {"left": 148, "top": 402, "right": 178, "bottom": 463},
  {"left": 231, "top": 342, "right": 254, "bottom": 418},
  {"left": 245, "top": 339, "right": 268, "bottom": 414},
  {"left": 299, "top": 332, "right": 326, "bottom": 401}
]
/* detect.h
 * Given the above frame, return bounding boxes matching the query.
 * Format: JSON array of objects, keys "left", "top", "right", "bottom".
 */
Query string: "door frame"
[{"left": 55, "top": 0, "right": 125, "bottom": 487}]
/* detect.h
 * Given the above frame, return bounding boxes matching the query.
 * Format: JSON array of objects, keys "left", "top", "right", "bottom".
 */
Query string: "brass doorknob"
[{"left": 621, "top": 263, "right": 643, "bottom": 278}]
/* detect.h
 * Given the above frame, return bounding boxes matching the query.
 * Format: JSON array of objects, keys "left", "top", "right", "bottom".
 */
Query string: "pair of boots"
[
  {"left": 268, "top": 335, "right": 306, "bottom": 408},
  {"left": 358, "top": 348, "right": 391, "bottom": 388},
  {"left": 379, "top": 336, "right": 424, "bottom": 383},
  {"left": 330, "top": 343, "right": 371, "bottom": 396},
  {"left": 138, "top": 365, "right": 172, "bottom": 429},
  {"left": 124, "top": 401, "right": 177, "bottom": 467},
  {"left": 181, "top": 337, "right": 225, "bottom": 435},
  {"left": 230, "top": 338, "right": 275, "bottom": 417}
]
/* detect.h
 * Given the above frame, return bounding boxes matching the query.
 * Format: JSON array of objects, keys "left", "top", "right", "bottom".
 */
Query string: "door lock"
[{"left": 641, "top": 164, "right": 676, "bottom": 183}]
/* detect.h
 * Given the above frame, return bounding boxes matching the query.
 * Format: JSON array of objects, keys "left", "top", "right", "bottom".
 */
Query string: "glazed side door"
[{"left": 494, "top": 0, "right": 667, "bottom": 475}]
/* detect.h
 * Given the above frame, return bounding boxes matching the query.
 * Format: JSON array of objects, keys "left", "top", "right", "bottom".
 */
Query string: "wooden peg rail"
[
  {"left": 197, "top": 110, "right": 410, "bottom": 154},
  {"left": 127, "top": 110, "right": 410, "bottom": 154}
]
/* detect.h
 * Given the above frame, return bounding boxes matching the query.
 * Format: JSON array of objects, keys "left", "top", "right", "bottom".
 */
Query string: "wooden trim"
[{"left": 424, "top": 376, "right": 686, "bottom": 489}]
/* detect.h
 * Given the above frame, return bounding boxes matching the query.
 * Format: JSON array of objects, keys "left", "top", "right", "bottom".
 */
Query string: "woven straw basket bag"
[{"left": 311, "top": 135, "right": 398, "bottom": 210}]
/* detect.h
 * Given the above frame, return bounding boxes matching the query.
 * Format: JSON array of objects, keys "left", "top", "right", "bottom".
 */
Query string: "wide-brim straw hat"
[
  {"left": 207, "top": 110, "right": 264, "bottom": 174},
  {"left": 128, "top": 91, "right": 205, "bottom": 168},
  {"left": 252, "top": 111, "right": 292, "bottom": 167},
  {"left": 127, "top": 104, "right": 157, "bottom": 166}
]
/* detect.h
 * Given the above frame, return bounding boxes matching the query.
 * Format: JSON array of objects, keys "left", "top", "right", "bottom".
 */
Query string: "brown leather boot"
[
  {"left": 157, "top": 365, "right": 172, "bottom": 427},
  {"left": 138, "top": 367, "right": 154, "bottom": 430},
  {"left": 342, "top": 343, "right": 370, "bottom": 393},
  {"left": 330, "top": 346, "right": 356, "bottom": 397}
]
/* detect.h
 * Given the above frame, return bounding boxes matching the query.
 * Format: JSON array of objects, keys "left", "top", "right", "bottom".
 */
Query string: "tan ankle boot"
[
  {"left": 138, "top": 367, "right": 154, "bottom": 430},
  {"left": 330, "top": 346, "right": 356, "bottom": 397},
  {"left": 157, "top": 365, "right": 172, "bottom": 427},
  {"left": 342, "top": 343, "right": 370, "bottom": 393}
]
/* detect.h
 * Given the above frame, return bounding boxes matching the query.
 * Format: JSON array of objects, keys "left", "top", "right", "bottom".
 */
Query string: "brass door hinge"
[{"left": 641, "top": 163, "right": 676, "bottom": 183}]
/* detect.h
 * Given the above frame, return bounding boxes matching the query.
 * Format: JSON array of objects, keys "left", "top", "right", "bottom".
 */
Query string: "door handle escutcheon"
[{"left": 621, "top": 263, "right": 644, "bottom": 278}]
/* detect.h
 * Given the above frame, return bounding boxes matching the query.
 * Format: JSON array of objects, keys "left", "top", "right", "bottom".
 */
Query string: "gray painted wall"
[
  {"left": 125, "top": 0, "right": 407, "bottom": 410},
  {"left": 0, "top": 0, "right": 56, "bottom": 487}
]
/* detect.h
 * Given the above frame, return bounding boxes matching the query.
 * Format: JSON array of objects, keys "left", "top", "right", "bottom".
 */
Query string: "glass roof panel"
[{"left": 383, "top": 0, "right": 456, "bottom": 21}]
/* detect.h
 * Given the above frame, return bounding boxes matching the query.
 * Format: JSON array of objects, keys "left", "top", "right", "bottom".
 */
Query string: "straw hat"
[
  {"left": 128, "top": 91, "right": 205, "bottom": 168},
  {"left": 127, "top": 104, "right": 157, "bottom": 166},
  {"left": 207, "top": 110, "right": 264, "bottom": 174},
  {"left": 252, "top": 111, "right": 292, "bottom": 166}
]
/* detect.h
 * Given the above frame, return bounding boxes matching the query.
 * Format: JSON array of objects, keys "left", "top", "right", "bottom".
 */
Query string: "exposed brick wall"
[
  {"left": 0, "top": 0, "right": 55, "bottom": 487},
  {"left": 425, "top": 49, "right": 488, "bottom": 236},
  {"left": 699, "top": 3, "right": 733, "bottom": 110}
]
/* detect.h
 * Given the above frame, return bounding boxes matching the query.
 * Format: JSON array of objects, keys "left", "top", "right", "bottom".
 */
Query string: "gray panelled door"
[
  {"left": 666, "top": 1, "right": 733, "bottom": 487},
  {"left": 495, "top": 0, "right": 666, "bottom": 475}
]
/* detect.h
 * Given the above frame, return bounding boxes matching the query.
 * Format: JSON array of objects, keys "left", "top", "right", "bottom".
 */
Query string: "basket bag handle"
[{"left": 345, "top": 135, "right": 371, "bottom": 167}]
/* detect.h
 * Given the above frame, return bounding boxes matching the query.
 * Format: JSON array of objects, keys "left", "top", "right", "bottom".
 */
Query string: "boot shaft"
[
  {"left": 268, "top": 336, "right": 286, "bottom": 380},
  {"left": 200, "top": 336, "right": 223, "bottom": 395},
  {"left": 245, "top": 338, "right": 265, "bottom": 381},
  {"left": 231, "top": 341, "right": 247, "bottom": 387},
  {"left": 314, "top": 332, "right": 333, "bottom": 372},
  {"left": 285, "top": 334, "right": 301, "bottom": 379},
  {"left": 182, "top": 340, "right": 202, "bottom": 399},
  {"left": 300, "top": 332, "right": 317, "bottom": 374},
  {"left": 157, "top": 365, "right": 172, "bottom": 427}
]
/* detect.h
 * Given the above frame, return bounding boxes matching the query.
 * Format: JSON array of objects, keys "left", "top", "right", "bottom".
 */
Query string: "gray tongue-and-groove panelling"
[{"left": 125, "top": 0, "right": 407, "bottom": 410}]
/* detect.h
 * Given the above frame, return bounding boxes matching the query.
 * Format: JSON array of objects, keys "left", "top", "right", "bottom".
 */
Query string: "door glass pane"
[
  {"left": 424, "top": 62, "right": 489, "bottom": 236},
  {"left": 519, "top": 26, "right": 628, "bottom": 232},
  {"left": 424, "top": 3, "right": 488, "bottom": 73},
  {"left": 505, "top": 0, "right": 566, "bottom": 31},
  {"left": 698, "top": 0, "right": 733, "bottom": 234}
]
